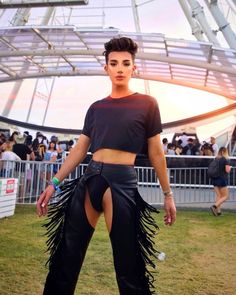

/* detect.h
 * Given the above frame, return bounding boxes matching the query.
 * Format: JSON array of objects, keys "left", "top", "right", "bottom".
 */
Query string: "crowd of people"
[
  {"left": 0, "top": 130, "right": 74, "bottom": 163},
  {"left": 0, "top": 130, "right": 75, "bottom": 185},
  {"left": 0, "top": 130, "right": 225, "bottom": 163},
  {"left": 162, "top": 132, "right": 220, "bottom": 156}
]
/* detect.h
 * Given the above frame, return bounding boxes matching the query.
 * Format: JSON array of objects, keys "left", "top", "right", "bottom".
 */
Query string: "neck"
[{"left": 110, "top": 86, "right": 134, "bottom": 98}]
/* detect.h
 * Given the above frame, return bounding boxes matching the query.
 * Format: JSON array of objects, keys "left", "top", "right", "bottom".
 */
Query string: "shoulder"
[
  {"left": 133, "top": 93, "right": 158, "bottom": 103},
  {"left": 86, "top": 97, "right": 108, "bottom": 112},
  {"left": 219, "top": 156, "right": 229, "bottom": 164}
]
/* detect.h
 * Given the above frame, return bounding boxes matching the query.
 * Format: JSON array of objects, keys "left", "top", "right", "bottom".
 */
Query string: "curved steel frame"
[{"left": 0, "top": 27, "right": 236, "bottom": 101}]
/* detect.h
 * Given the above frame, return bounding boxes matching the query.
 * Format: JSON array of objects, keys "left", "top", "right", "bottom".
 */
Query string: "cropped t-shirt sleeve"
[
  {"left": 146, "top": 97, "right": 162, "bottom": 138},
  {"left": 82, "top": 105, "right": 93, "bottom": 137}
]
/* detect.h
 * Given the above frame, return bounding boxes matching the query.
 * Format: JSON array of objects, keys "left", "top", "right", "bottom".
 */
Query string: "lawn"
[{"left": 0, "top": 205, "right": 236, "bottom": 295}]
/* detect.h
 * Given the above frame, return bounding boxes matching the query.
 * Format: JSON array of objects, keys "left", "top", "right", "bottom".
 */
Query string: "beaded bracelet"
[{"left": 163, "top": 190, "right": 173, "bottom": 197}]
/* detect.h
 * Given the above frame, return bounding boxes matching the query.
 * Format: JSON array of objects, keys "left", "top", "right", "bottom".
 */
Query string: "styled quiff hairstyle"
[{"left": 103, "top": 37, "right": 138, "bottom": 64}]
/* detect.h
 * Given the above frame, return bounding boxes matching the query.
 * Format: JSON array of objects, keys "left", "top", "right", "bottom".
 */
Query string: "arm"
[
  {"left": 225, "top": 164, "right": 232, "bottom": 174},
  {"left": 29, "top": 151, "right": 35, "bottom": 161},
  {"left": 37, "top": 134, "right": 90, "bottom": 216},
  {"left": 148, "top": 134, "right": 176, "bottom": 225}
]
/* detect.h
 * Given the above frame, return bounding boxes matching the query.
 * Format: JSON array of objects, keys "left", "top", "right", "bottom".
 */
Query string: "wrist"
[
  {"left": 163, "top": 189, "right": 173, "bottom": 198},
  {"left": 49, "top": 177, "right": 61, "bottom": 192},
  {"left": 52, "top": 177, "right": 60, "bottom": 186}
]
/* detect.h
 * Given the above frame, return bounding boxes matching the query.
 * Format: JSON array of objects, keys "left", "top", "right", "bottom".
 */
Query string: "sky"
[{"left": 0, "top": 0, "right": 235, "bottom": 142}]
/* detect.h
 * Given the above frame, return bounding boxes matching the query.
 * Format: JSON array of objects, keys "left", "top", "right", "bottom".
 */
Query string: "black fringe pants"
[{"left": 43, "top": 160, "right": 159, "bottom": 295}]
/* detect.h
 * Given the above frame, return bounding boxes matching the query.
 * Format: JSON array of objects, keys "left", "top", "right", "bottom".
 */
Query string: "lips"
[{"left": 116, "top": 76, "right": 124, "bottom": 79}]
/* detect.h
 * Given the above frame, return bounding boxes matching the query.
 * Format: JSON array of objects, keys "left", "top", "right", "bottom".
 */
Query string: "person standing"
[
  {"left": 44, "top": 141, "right": 58, "bottom": 182},
  {"left": 162, "top": 137, "right": 168, "bottom": 154},
  {"left": 179, "top": 132, "right": 188, "bottom": 148},
  {"left": 210, "top": 136, "right": 219, "bottom": 156},
  {"left": 210, "top": 147, "right": 232, "bottom": 216},
  {"left": 37, "top": 37, "right": 176, "bottom": 295},
  {"left": 0, "top": 141, "right": 21, "bottom": 177}
]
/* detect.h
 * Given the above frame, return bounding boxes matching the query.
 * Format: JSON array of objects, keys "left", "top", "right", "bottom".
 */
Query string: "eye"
[
  {"left": 124, "top": 62, "right": 131, "bottom": 67},
  {"left": 109, "top": 62, "right": 117, "bottom": 66}
]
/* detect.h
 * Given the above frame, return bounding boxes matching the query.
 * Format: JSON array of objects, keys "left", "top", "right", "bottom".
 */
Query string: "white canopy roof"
[{"left": 0, "top": 26, "right": 236, "bottom": 100}]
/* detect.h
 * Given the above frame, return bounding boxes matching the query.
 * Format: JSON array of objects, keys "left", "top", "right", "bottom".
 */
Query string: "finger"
[
  {"left": 40, "top": 196, "right": 49, "bottom": 216},
  {"left": 36, "top": 198, "right": 43, "bottom": 216},
  {"left": 36, "top": 192, "right": 47, "bottom": 216},
  {"left": 171, "top": 214, "right": 176, "bottom": 224},
  {"left": 164, "top": 215, "right": 171, "bottom": 225}
]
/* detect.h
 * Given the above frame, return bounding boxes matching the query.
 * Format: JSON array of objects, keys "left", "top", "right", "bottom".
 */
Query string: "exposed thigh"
[
  {"left": 103, "top": 186, "right": 136, "bottom": 236},
  {"left": 214, "top": 186, "right": 221, "bottom": 196},
  {"left": 219, "top": 186, "right": 229, "bottom": 196},
  {"left": 102, "top": 188, "right": 113, "bottom": 233}
]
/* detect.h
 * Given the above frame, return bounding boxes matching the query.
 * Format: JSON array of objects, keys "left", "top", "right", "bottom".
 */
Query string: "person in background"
[
  {"left": 12, "top": 134, "right": 35, "bottom": 201},
  {"left": 179, "top": 132, "right": 188, "bottom": 148},
  {"left": 9, "top": 131, "right": 19, "bottom": 148},
  {"left": 175, "top": 139, "right": 183, "bottom": 155},
  {"left": 200, "top": 142, "right": 213, "bottom": 156},
  {"left": 210, "top": 136, "right": 219, "bottom": 156},
  {"left": 32, "top": 132, "right": 48, "bottom": 156},
  {"left": 44, "top": 141, "right": 58, "bottom": 183},
  {"left": 0, "top": 132, "right": 6, "bottom": 143},
  {"left": 0, "top": 141, "right": 21, "bottom": 177},
  {"left": 162, "top": 137, "right": 168, "bottom": 154},
  {"left": 167, "top": 143, "right": 175, "bottom": 155},
  {"left": 210, "top": 147, "right": 232, "bottom": 216},
  {"left": 13, "top": 134, "right": 35, "bottom": 161},
  {"left": 37, "top": 36, "right": 176, "bottom": 295},
  {"left": 182, "top": 138, "right": 197, "bottom": 155}
]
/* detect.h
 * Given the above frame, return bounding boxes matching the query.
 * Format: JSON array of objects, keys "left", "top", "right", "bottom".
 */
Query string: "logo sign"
[{"left": 6, "top": 179, "right": 15, "bottom": 194}]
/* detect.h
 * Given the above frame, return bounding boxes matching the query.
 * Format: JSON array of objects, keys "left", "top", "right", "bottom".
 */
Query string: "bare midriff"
[{"left": 92, "top": 148, "right": 136, "bottom": 165}]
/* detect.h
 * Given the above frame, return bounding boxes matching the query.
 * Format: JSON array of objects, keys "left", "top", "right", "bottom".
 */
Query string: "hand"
[
  {"left": 36, "top": 185, "right": 55, "bottom": 217},
  {"left": 164, "top": 196, "right": 176, "bottom": 226}
]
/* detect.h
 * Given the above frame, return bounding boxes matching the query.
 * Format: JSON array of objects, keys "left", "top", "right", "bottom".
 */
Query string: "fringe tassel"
[
  {"left": 135, "top": 192, "right": 160, "bottom": 294},
  {"left": 43, "top": 178, "right": 80, "bottom": 266}
]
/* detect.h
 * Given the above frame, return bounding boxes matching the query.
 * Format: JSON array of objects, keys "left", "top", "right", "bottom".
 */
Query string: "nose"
[{"left": 117, "top": 64, "right": 123, "bottom": 73}]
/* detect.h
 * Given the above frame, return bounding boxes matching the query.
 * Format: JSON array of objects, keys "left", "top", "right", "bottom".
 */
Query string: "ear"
[
  {"left": 132, "top": 64, "right": 137, "bottom": 76},
  {"left": 104, "top": 64, "right": 108, "bottom": 72}
]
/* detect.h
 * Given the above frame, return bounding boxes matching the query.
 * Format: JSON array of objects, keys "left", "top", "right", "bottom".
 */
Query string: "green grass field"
[{"left": 0, "top": 205, "right": 236, "bottom": 295}]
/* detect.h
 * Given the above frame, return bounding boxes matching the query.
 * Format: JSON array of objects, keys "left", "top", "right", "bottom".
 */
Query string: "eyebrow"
[{"left": 109, "top": 59, "right": 131, "bottom": 62}]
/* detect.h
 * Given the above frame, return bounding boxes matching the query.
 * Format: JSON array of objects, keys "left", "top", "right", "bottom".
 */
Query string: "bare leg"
[
  {"left": 215, "top": 186, "right": 229, "bottom": 210},
  {"left": 213, "top": 187, "right": 222, "bottom": 213},
  {"left": 103, "top": 188, "right": 113, "bottom": 232}
]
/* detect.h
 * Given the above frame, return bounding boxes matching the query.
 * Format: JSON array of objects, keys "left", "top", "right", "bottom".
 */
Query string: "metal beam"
[
  {"left": 0, "top": 69, "right": 235, "bottom": 101},
  {"left": 0, "top": 49, "right": 235, "bottom": 75},
  {"left": 187, "top": 0, "right": 220, "bottom": 45},
  {"left": 204, "top": 0, "right": 236, "bottom": 50},
  {"left": 178, "top": 0, "right": 206, "bottom": 41},
  {"left": 0, "top": 0, "right": 89, "bottom": 9}
]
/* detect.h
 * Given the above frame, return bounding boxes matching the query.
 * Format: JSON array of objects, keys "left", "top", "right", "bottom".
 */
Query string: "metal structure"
[
  {"left": 0, "top": 0, "right": 89, "bottom": 8},
  {"left": 0, "top": 157, "right": 235, "bottom": 206},
  {"left": 0, "top": 27, "right": 236, "bottom": 97},
  {"left": 0, "top": 0, "right": 235, "bottom": 129}
]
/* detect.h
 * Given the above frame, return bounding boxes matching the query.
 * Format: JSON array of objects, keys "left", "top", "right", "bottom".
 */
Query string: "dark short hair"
[{"left": 103, "top": 37, "right": 138, "bottom": 64}]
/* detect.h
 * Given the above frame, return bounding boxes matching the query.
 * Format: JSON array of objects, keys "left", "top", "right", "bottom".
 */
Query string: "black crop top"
[{"left": 82, "top": 92, "right": 162, "bottom": 154}]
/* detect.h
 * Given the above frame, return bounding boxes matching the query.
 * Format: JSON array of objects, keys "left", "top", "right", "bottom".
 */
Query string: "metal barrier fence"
[{"left": 0, "top": 157, "right": 235, "bottom": 208}]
